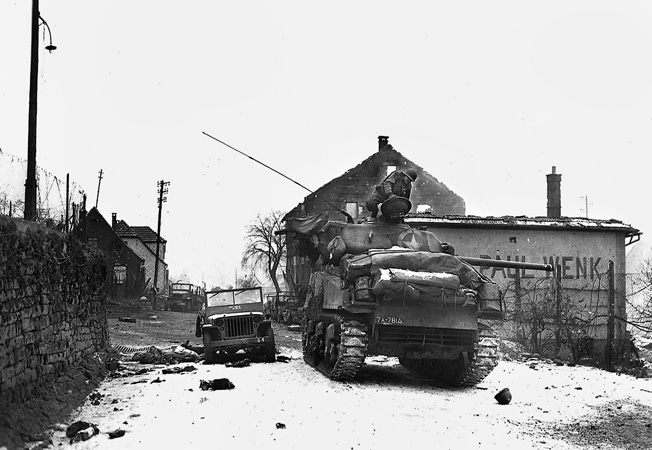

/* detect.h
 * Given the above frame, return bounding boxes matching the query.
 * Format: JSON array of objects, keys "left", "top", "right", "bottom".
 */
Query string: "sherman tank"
[{"left": 282, "top": 197, "right": 552, "bottom": 386}]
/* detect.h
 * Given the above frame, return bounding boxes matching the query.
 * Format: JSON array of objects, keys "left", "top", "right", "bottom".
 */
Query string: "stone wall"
[{"left": 0, "top": 216, "right": 108, "bottom": 401}]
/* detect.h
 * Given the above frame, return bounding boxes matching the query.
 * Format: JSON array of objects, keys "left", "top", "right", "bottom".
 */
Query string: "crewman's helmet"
[{"left": 405, "top": 169, "right": 417, "bottom": 182}]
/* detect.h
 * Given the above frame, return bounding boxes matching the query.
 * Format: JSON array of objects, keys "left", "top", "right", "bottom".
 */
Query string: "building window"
[
  {"left": 114, "top": 265, "right": 127, "bottom": 285},
  {"left": 346, "top": 202, "right": 359, "bottom": 219},
  {"left": 88, "top": 237, "right": 98, "bottom": 248}
]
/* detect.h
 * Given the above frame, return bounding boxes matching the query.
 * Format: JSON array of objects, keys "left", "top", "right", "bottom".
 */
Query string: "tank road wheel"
[
  {"left": 303, "top": 320, "right": 326, "bottom": 365},
  {"left": 264, "top": 325, "right": 276, "bottom": 362},
  {"left": 313, "top": 322, "right": 327, "bottom": 363},
  {"left": 302, "top": 316, "right": 368, "bottom": 381},
  {"left": 320, "top": 318, "right": 368, "bottom": 381},
  {"left": 324, "top": 323, "right": 340, "bottom": 369},
  {"left": 398, "top": 357, "right": 422, "bottom": 372},
  {"left": 301, "top": 319, "right": 315, "bottom": 359}
]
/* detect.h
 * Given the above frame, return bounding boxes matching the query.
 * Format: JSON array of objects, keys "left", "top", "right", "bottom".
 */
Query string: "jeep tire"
[
  {"left": 265, "top": 326, "right": 276, "bottom": 362},
  {"left": 203, "top": 331, "right": 215, "bottom": 364}
]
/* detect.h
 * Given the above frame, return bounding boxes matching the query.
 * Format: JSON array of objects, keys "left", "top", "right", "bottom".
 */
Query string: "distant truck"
[
  {"left": 167, "top": 282, "right": 206, "bottom": 312},
  {"left": 265, "top": 291, "right": 302, "bottom": 324},
  {"left": 196, "top": 287, "right": 276, "bottom": 363}
]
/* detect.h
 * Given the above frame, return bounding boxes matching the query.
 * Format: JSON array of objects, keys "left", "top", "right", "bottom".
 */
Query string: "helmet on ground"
[{"left": 405, "top": 168, "right": 417, "bottom": 182}]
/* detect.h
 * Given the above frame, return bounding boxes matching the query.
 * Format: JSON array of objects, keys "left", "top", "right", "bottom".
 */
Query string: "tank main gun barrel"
[{"left": 459, "top": 257, "right": 553, "bottom": 272}]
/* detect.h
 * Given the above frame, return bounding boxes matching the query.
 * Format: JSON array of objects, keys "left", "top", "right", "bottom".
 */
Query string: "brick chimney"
[
  {"left": 112, "top": 213, "right": 117, "bottom": 229},
  {"left": 546, "top": 166, "right": 562, "bottom": 218},
  {"left": 378, "top": 136, "right": 389, "bottom": 151}
]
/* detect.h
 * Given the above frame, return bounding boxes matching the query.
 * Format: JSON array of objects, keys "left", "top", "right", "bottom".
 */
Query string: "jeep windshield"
[
  {"left": 171, "top": 283, "right": 193, "bottom": 293},
  {"left": 206, "top": 288, "right": 262, "bottom": 308}
]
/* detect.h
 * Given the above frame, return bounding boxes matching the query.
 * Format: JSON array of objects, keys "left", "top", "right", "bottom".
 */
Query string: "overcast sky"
[{"left": 1, "top": 1, "right": 651, "bottom": 288}]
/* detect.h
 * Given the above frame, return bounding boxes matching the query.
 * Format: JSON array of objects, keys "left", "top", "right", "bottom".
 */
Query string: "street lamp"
[{"left": 24, "top": 0, "right": 56, "bottom": 221}]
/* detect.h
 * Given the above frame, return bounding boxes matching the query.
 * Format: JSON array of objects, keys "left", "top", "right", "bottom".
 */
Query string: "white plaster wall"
[{"left": 424, "top": 226, "right": 628, "bottom": 341}]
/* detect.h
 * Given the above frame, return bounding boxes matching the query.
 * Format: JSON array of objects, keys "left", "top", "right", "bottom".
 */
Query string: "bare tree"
[
  {"left": 628, "top": 255, "right": 652, "bottom": 336},
  {"left": 237, "top": 274, "right": 260, "bottom": 289},
  {"left": 241, "top": 210, "right": 286, "bottom": 312}
]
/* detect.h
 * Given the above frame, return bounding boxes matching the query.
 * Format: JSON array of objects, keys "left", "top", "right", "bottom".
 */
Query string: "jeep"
[{"left": 196, "top": 287, "right": 276, "bottom": 363}]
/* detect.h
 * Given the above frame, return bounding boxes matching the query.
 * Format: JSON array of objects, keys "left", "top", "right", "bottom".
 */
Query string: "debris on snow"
[
  {"left": 162, "top": 365, "right": 197, "bottom": 374},
  {"left": 131, "top": 345, "right": 199, "bottom": 364},
  {"left": 108, "top": 429, "right": 126, "bottom": 439},
  {"left": 494, "top": 388, "right": 512, "bottom": 405},
  {"left": 199, "top": 378, "right": 235, "bottom": 390},
  {"left": 226, "top": 358, "right": 251, "bottom": 368},
  {"left": 65, "top": 421, "right": 99, "bottom": 442}
]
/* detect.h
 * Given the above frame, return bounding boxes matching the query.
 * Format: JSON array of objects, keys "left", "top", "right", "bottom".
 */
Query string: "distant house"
[
  {"left": 112, "top": 213, "right": 168, "bottom": 296},
  {"left": 73, "top": 207, "right": 145, "bottom": 299}
]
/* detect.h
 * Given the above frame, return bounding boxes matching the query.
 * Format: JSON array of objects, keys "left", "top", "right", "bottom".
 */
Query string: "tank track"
[
  {"left": 302, "top": 315, "right": 368, "bottom": 381},
  {"left": 456, "top": 324, "right": 500, "bottom": 387}
]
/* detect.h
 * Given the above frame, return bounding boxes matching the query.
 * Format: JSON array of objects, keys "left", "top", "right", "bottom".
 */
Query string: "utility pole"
[
  {"left": 24, "top": 0, "right": 40, "bottom": 220},
  {"left": 65, "top": 173, "right": 69, "bottom": 232},
  {"left": 152, "top": 180, "right": 169, "bottom": 309},
  {"left": 555, "top": 265, "right": 562, "bottom": 359},
  {"left": 606, "top": 260, "right": 615, "bottom": 371},
  {"left": 580, "top": 195, "right": 589, "bottom": 218},
  {"left": 24, "top": 0, "right": 56, "bottom": 221},
  {"left": 95, "top": 169, "right": 103, "bottom": 209},
  {"left": 580, "top": 195, "right": 594, "bottom": 218}
]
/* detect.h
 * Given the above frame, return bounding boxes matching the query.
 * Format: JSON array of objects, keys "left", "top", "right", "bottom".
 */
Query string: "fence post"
[
  {"left": 606, "top": 260, "right": 615, "bottom": 371},
  {"left": 555, "top": 264, "right": 562, "bottom": 358},
  {"left": 515, "top": 269, "right": 523, "bottom": 343}
]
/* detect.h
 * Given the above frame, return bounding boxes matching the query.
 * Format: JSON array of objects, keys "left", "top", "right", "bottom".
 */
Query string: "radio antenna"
[{"left": 202, "top": 132, "right": 354, "bottom": 223}]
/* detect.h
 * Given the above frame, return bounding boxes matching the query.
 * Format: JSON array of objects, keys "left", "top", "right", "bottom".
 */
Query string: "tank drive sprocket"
[{"left": 302, "top": 315, "right": 368, "bottom": 380}]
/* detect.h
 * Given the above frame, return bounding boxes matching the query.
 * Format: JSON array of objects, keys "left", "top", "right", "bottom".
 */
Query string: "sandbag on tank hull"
[
  {"left": 340, "top": 250, "right": 496, "bottom": 297},
  {"left": 341, "top": 250, "right": 463, "bottom": 281},
  {"left": 370, "top": 268, "right": 478, "bottom": 306}
]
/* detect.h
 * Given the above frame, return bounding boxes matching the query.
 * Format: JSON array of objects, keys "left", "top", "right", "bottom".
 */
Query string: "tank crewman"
[{"left": 365, "top": 168, "right": 418, "bottom": 218}]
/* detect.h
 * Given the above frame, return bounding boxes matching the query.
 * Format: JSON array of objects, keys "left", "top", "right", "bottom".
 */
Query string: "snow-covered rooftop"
[{"left": 405, "top": 213, "right": 641, "bottom": 236}]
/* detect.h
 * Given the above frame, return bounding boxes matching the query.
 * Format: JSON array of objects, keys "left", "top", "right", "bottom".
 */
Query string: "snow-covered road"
[{"left": 45, "top": 338, "right": 652, "bottom": 450}]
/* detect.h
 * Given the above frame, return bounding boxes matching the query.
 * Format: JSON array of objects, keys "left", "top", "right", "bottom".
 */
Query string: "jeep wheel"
[
  {"left": 203, "top": 332, "right": 215, "bottom": 364},
  {"left": 195, "top": 316, "right": 203, "bottom": 338},
  {"left": 264, "top": 326, "right": 276, "bottom": 362}
]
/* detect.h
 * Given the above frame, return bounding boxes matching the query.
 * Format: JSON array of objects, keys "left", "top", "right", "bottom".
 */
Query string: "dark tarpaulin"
[{"left": 283, "top": 213, "right": 330, "bottom": 235}]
